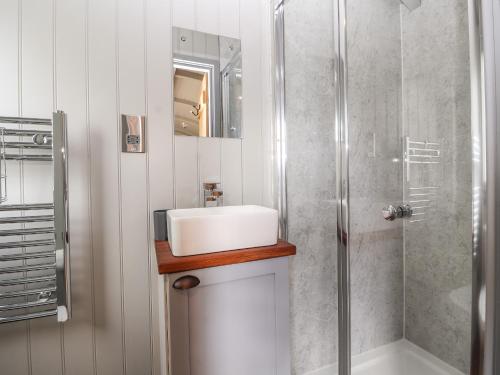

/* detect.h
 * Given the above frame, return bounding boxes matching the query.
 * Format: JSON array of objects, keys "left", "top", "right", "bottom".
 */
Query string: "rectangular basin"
[{"left": 167, "top": 205, "right": 278, "bottom": 257}]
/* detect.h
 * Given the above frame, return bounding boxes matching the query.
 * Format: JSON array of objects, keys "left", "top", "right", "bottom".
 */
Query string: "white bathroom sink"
[{"left": 167, "top": 205, "right": 279, "bottom": 257}]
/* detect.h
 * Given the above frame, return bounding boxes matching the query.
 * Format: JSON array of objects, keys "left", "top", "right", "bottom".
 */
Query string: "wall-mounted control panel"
[{"left": 121, "top": 114, "right": 146, "bottom": 153}]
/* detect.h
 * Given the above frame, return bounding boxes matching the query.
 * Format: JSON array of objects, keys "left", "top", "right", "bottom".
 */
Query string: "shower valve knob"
[{"left": 382, "top": 204, "right": 412, "bottom": 221}]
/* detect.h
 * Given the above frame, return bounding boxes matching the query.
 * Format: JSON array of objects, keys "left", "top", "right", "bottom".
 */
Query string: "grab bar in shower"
[{"left": 0, "top": 111, "right": 71, "bottom": 324}]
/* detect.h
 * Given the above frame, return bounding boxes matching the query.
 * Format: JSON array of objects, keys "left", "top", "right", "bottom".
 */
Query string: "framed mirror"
[{"left": 173, "top": 27, "right": 242, "bottom": 138}]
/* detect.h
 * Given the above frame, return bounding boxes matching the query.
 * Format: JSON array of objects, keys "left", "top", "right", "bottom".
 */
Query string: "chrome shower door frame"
[
  {"left": 470, "top": 0, "right": 499, "bottom": 374},
  {"left": 331, "top": 0, "right": 493, "bottom": 374},
  {"left": 332, "top": 0, "right": 350, "bottom": 374},
  {"left": 273, "top": 0, "right": 288, "bottom": 240}
]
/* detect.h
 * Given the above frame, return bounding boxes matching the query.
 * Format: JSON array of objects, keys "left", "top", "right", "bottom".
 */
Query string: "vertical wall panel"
[
  {"left": 172, "top": 0, "right": 195, "bottom": 30},
  {"left": 195, "top": 0, "right": 219, "bottom": 35},
  {"left": 221, "top": 139, "right": 242, "bottom": 206},
  {"left": 118, "top": 0, "right": 152, "bottom": 373},
  {"left": 0, "top": 0, "right": 272, "bottom": 373},
  {"left": 219, "top": 0, "right": 240, "bottom": 38},
  {"left": 240, "top": 0, "right": 264, "bottom": 205},
  {"left": 0, "top": 0, "right": 20, "bottom": 116},
  {"left": 55, "top": 0, "right": 95, "bottom": 373},
  {"left": 175, "top": 136, "right": 199, "bottom": 208},
  {"left": 260, "top": 0, "right": 274, "bottom": 208},
  {"left": 0, "top": 2, "right": 30, "bottom": 374},
  {"left": 198, "top": 137, "right": 222, "bottom": 204},
  {"left": 88, "top": 0, "right": 124, "bottom": 373},
  {"left": 146, "top": 0, "right": 174, "bottom": 372},
  {"left": 21, "top": 0, "right": 54, "bottom": 118},
  {"left": 21, "top": 1, "right": 63, "bottom": 374}
]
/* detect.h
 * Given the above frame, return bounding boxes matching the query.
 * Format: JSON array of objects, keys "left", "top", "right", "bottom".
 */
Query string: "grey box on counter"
[{"left": 154, "top": 209, "right": 169, "bottom": 241}]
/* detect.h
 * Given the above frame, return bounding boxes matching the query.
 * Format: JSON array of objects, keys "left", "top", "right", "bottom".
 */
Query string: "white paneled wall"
[
  {"left": 172, "top": 0, "right": 240, "bottom": 39},
  {"left": 0, "top": 0, "right": 173, "bottom": 374},
  {"left": 172, "top": 0, "right": 272, "bottom": 209},
  {"left": 0, "top": 0, "right": 272, "bottom": 374},
  {"left": 174, "top": 136, "right": 244, "bottom": 208}
]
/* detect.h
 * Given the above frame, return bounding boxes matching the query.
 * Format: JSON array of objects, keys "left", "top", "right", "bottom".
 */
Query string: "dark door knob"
[{"left": 173, "top": 275, "right": 200, "bottom": 290}]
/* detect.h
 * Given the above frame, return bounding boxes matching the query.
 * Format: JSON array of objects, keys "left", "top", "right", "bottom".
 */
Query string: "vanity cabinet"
[{"left": 164, "top": 257, "right": 291, "bottom": 375}]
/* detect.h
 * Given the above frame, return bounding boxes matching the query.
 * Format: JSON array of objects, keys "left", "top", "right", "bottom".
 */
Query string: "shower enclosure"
[{"left": 276, "top": 0, "right": 496, "bottom": 374}]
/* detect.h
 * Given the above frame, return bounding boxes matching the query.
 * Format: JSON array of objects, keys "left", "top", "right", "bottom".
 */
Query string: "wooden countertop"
[{"left": 155, "top": 240, "right": 296, "bottom": 274}]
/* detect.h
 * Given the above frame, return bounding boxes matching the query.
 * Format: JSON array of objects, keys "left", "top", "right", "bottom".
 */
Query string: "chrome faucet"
[
  {"left": 382, "top": 204, "right": 412, "bottom": 221},
  {"left": 203, "top": 182, "right": 223, "bottom": 207}
]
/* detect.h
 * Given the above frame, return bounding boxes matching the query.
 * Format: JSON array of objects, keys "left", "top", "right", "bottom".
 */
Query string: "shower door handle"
[{"left": 382, "top": 204, "right": 412, "bottom": 221}]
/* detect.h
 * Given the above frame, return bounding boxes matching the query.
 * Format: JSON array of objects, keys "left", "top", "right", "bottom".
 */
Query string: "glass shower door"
[{"left": 337, "top": 0, "right": 475, "bottom": 374}]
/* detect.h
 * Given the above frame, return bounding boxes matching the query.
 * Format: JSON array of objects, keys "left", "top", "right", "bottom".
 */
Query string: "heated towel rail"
[{"left": 0, "top": 111, "right": 70, "bottom": 323}]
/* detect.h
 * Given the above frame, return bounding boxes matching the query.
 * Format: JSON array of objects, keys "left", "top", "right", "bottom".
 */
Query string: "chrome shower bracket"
[{"left": 382, "top": 204, "right": 413, "bottom": 221}]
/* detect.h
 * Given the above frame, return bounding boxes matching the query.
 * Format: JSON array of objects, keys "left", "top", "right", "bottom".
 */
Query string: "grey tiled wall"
[
  {"left": 346, "top": 0, "right": 405, "bottom": 356},
  {"left": 284, "top": 0, "right": 338, "bottom": 373},
  {"left": 285, "top": 0, "right": 471, "bottom": 373},
  {"left": 401, "top": 0, "right": 472, "bottom": 372}
]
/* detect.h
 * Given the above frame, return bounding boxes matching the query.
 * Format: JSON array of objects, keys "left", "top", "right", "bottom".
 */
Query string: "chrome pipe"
[
  {"left": 0, "top": 286, "right": 56, "bottom": 299},
  {"left": 0, "top": 263, "right": 56, "bottom": 274},
  {"left": 3, "top": 142, "right": 52, "bottom": 150},
  {"left": 0, "top": 251, "right": 55, "bottom": 261},
  {"left": 0, "top": 239, "right": 54, "bottom": 249},
  {"left": 0, "top": 203, "right": 53, "bottom": 211},
  {"left": 274, "top": 0, "right": 288, "bottom": 240},
  {"left": 0, "top": 275, "right": 55, "bottom": 286},
  {"left": 0, "top": 227, "right": 55, "bottom": 236},
  {"left": 0, "top": 116, "right": 51, "bottom": 125},
  {"left": 0, "top": 215, "right": 54, "bottom": 224},
  {"left": 1, "top": 129, "right": 51, "bottom": 137},
  {"left": 0, "top": 310, "right": 57, "bottom": 324},
  {"left": 0, "top": 299, "right": 56, "bottom": 312},
  {"left": 53, "top": 110, "right": 71, "bottom": 322},
  {"left": 3, "top": 154, "right": 53, "bottom": 161}
]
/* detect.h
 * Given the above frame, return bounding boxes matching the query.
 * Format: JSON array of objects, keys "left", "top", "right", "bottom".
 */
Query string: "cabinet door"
[{"left": 166, "top": 257, "right": 290, "bottom": 375}]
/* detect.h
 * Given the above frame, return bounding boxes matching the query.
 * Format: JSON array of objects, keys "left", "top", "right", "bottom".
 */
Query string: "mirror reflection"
[{"left": 173, "top": 27, "right": 242, "bottom": 138}]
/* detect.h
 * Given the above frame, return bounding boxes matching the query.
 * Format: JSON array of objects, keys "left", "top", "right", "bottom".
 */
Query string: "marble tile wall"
[
  {"left": 285, "top": 0, "right": 471, "bottom": 373},
  {"left": 284, "top": 0, "right": 338, "bottom": 373},
  {"left": 345, "top": 0, "right": 405, "bottom": 356},
  {"left": 401, "top": 0, "right": 472, "bottom": 372}
]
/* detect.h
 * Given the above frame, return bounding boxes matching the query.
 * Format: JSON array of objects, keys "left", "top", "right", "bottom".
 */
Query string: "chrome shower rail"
[{"left": 0, "top": 111, "right": 70, "bottom": 324}]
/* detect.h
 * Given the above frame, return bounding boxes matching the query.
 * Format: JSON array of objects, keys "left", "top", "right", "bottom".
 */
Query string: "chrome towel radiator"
[{"left": 0, "top": 112, "right": 70, "bottom": 323}]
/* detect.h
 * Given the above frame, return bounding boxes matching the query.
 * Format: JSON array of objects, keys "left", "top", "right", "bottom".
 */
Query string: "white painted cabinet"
[{"left": 163, "top": 257, "right": 291, "bottom": 375}]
